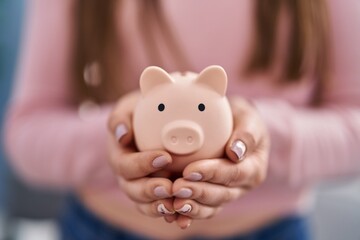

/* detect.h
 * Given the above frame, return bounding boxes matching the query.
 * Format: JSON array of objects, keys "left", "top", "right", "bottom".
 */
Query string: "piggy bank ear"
[
  {"left": 195, "top": 65, "right": 227, "bottom": 96},
  {"left": 140, "top": 66, "right": 174, "bottom": 95}
]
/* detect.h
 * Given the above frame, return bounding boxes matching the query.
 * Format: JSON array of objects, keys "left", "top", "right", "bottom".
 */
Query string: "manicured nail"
[
  {"left": 157, "top": 203, "right": 174, "bottom": 215},
  {"left": 231, "top": 140, "right": 247, "bottom": 161},
  {"left": 152, "top": 156, "right": 168, "bottom": 168},
  {"left": 176, "top": 204, "right": 192, "bottom": 214},
  {"left": 154, "top": 186, "right": 171, "bottom": 198},
  {"left": 115, "top": 124, "right": 127, "bottom": 141},
  {"left": 174, "top": 188, "right": 192, "bottom": 198},
  {"left": 184, "top": 172, "right": 202, "bottom": 181}
]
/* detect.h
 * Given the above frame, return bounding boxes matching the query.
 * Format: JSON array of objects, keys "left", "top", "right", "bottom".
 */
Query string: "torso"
[{"left": 79, "top": 1, "right": 314, "bottom": 238}]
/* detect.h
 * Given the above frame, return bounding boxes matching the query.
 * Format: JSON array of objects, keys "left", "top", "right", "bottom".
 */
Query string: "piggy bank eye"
[
  {"left": 158, "top": 103, "right": 165, "bottom": 112},
  {"left": 198, "top": 103, "right": 205, "bottom": 112}
]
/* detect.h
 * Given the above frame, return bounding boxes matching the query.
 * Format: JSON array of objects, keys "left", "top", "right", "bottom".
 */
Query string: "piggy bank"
[{"left": 133, "top": 65, "right": 233, "bottom": 173}]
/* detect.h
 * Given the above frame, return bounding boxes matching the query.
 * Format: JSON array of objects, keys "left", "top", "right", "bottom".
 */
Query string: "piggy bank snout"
[{"left": 161, "top": 120, "right": 204, "bottom": 155}]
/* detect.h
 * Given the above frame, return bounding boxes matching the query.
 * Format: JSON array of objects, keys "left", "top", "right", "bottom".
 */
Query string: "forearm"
[
  {"left": 253, "top": 99, "right": 360, "bottom": 186},
  {"left": 4, "top": 104, "right": 114, "bottom": 189}
]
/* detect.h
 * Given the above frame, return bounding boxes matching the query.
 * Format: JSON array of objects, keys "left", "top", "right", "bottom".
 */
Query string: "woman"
[{"left": 4, "top": 0, "right": 360, "bottom": 239}]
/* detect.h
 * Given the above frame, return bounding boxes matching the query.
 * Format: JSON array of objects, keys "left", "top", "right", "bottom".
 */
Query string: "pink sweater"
[{"left": 4, "top": 0, "right": 360, "bottom": 216}]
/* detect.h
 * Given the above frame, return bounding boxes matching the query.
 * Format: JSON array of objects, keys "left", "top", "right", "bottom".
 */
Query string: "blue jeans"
[{"left": 59, "top": 195, "right": 312, "bottom": 240}]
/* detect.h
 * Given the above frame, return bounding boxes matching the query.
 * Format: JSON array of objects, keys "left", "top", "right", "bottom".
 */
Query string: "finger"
[
  {"left": 136, "top": 199, "right": 175, "bottom": 217},
  {"left": 173, "top": 178, "right": 244, "bottom": 206},
  {"left": 173, "top": 199, "right": 221, "bottom": 220},
  {"left": 183, "top": 157, "right": 260, "bottom": 188},
  {"left": 110, "top": 150, "right": 172, "bottom": 180},
  {"left": 108, "top": 115, "right": 133, "bottom": 147},
  {"left": 227, "top": 98, "right": 267, "bottom": 162},
  {"left": 175, "top": 215, "right": 192, "bottom": 229},
  {"left": 226, "top": 131, "right": 254, "bottom": 162},
  {"left": 108, "top": 91, "right": 140, "bottom": 145},
  {"left": 225, "top": 116, "right": 256, "bottom": 162},
  {"left": 118, "top": 177, "right": 173, "bottom": 203},
  {"left": 164, "top": 214, "right": 178, "bottom": 223}
]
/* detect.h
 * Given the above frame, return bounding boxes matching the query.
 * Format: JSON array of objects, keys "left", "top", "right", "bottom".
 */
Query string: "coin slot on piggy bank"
[{"left": 133, "top": 65, "right": 233, "bottom": 173}]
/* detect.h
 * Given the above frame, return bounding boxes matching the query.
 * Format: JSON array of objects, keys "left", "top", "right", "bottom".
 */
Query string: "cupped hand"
[
  {"left": 107, "top": 91, "right": 176, "bottom": 219},
  {"left": 171, "top": 97, "right": 270, "bottom": 229}
]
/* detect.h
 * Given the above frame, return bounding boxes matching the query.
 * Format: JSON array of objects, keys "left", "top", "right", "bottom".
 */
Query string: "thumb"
[
  {"left": 225, "top": 99, "right": 262, "bottom": 163},
  {"left": 108, "top": 92, "right": 139, "bottom": 146},
  {"left": 226, "top": 127, "right": 256, "bottom": 163}
]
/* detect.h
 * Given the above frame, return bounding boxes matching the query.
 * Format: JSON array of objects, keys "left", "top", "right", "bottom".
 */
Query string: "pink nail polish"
[
  {"left": 154, "top": 186, "right": 171, "bottom": 198},
  {"left": 185, "top": 172, "right": 202, "bottom": 181},
  {"left": 174, "top": 188, "right": 192, "bottom": 198},
  {"left": 152, "top": 156, "right": 168, "bottom": 168},
  {"left": 157, "top": 203, "right": 174, "bottom": 215},
  {"left": 115, "top": 124, "right": 127, "bottom": 141},
  {"left": 176, "top": 204, "right": 192, "bottom": 214},
  {"left": 231, "top": 140, "right": 246, "bottom": 161}
]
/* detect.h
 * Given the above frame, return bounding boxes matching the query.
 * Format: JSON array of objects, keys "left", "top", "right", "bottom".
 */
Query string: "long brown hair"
[
  {"left": 72, "top": 0, "right": 331, "bottom": 105},
  {"left": 72, "top": 0, "right": 188, "bottom": 104},
  {"left": 73, "top": 0, "right": 119, "bottom": 103},
  {"left": 246, "top": 0, "right": 331, "bottom": 105}
]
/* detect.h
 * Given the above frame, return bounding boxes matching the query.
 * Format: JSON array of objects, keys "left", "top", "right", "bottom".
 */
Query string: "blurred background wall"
[
  {"left": 0, "top": 0, "right": 25, "bottom": 238},
  {"left": 0, "top": 1, "right": 359, "bottom": 240},
  {"left": 1, "top": 1, "right": 64, "bottom": 239},
  {"left": 0, "top": 0, "right": 25, "bottom": 213},
  {"left": 311, "top": 179, "right": 360, "bottom": 240}
]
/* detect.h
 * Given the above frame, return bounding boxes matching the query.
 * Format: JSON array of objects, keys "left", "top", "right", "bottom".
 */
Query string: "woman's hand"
[
  {"left": 171, "top": 97, "right": 270, "bottom": 229},
  {"left": 107, "top": 92, "right": 269, "bottom": 228},
  {"left": 107, "top": 91, "right": 176, "bottom": 219}
]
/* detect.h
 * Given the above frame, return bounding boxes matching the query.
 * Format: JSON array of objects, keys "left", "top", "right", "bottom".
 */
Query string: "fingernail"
[
  {"left": 154, "top": 186, "right": 171, "bottom": 198},
  {"left": 231, "top": 140, "right": 247, "bottom": 161},
  {"left": 157, "top": 203, "right": 174, "bottom": 215},
  {"left": 152, "top": 156, "right": 168, "bottom": 168},
  {"left": 174, "top": 188, "right": 192, "bottom": 198},
  {"left": 115, "top": 124, "right": 127, "bottom": 141},
  {"left": 176, "top": 204, "right": 192, "bottom": 214},
  {"left": 184, "top": 172, "right": 202, "bottom": 181}
]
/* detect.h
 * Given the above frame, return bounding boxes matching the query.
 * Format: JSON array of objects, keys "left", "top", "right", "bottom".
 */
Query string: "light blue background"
[{"left": 0, "top": 0, "right": 25, "bottom": 210}]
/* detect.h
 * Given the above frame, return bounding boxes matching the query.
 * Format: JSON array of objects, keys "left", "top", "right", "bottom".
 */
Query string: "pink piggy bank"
[{"left": 133, "top": 65, "right": 233, "bottom": 173}]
